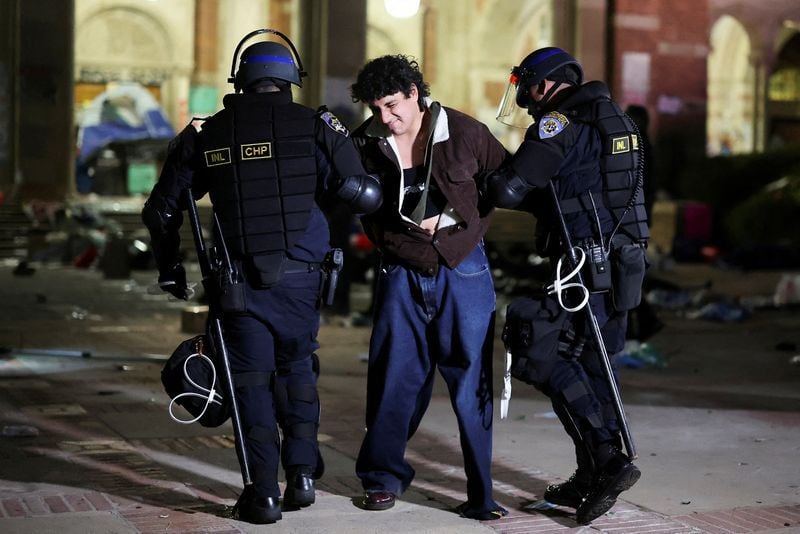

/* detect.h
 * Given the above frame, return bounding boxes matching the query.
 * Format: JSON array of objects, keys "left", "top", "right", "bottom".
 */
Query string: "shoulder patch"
[
  {"left": 538, "top": 111, "right": 570, "bottom": 139},
  {"left": 320, "top": 111, "right": 349, "bottom": 137}
]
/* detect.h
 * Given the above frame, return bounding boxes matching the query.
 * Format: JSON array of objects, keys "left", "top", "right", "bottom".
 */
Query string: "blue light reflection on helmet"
[{"left": 241, "top": 54, "right": 296, "bottom": 65}]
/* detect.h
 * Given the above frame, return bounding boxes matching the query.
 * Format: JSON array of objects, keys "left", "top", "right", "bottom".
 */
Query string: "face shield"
[{"left": 496, "top": 71, "right": 534, "bottom": 129}]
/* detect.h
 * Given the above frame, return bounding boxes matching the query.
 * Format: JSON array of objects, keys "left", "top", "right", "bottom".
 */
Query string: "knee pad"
[
  {"left": 549, "top": 360, "right": 604, "bottom": 432},
  {"left": 274, "top": 379, "right": 319, "bottom": 437}
]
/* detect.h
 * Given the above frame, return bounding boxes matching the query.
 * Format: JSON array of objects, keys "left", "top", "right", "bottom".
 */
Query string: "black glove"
[
  {"left": 158, "top": 263, "right": 190, "bottom": 300},
  {"left": 336, "top": 174, "right": 383, "bottom": 215},
  {"left": 485, "top": 167, "right": 534, "bottom": 209}
]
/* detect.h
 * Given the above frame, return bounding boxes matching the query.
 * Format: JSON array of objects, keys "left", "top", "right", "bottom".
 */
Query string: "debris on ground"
[{"left": 614, "top": 340, "right": 667, "bottom": 369}]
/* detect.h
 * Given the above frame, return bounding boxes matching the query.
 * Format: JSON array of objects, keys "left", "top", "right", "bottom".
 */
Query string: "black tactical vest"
[
  {"left": 560, "top": 97, "right": 650, "bottom": 243},
  {"left": 198, "top": 95, "right": 318, "bottom": 258}
]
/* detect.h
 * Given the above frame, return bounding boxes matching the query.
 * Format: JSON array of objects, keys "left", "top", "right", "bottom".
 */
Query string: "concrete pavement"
[{"left": 0, "top": 261, "right": 799, "bottom": 533}]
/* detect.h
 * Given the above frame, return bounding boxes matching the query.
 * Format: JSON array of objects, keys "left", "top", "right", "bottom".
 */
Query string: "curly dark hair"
[{"left": 350, "top": 55, "right": 430, "bottom": 105}]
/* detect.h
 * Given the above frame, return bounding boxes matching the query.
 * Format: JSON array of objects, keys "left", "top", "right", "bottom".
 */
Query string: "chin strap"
[{"left": 528, "top": 81, "right": 564, "bottom": 120}]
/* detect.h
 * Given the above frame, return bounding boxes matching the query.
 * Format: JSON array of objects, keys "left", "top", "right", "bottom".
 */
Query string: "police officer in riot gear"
[
  {"left": 142, "top": 30, "right": 381, "bottom": 525},
  {"left": 485, "top": 47, "right": 647, "bottom": 524}
]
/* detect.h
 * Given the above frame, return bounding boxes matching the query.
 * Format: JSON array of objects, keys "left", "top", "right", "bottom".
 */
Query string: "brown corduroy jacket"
[{"left": 351, "top": 101, "right": 509, "bottom": 273}]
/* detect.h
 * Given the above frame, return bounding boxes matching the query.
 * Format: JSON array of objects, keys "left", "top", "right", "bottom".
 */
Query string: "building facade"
[{"left": 0, "top": 0, "right": 798, "bottom": 202}]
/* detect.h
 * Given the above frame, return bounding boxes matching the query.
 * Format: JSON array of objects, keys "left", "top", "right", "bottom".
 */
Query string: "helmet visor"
[{"left": 496, "top": 76, "right": 532, "bottom": 129}]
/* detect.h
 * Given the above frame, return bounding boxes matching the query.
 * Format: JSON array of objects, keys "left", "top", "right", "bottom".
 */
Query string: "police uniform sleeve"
[
  {"left": 315, "top": 111, "right": 367, "bottom": 180},
  {"left": 511, "top": 112, "right": 575, "bottom": 188},
  {"left": 142, "top": 123, "right": 198, "bottom": 277},
  {"left": 315, "top": 110, "right": 382, "bottom": 214},
  {"left": 485, "top": 112, "right": 574, "bottom": 209}
]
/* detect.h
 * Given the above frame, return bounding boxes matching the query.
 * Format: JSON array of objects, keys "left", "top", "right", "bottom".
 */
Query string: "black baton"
[
  {"left": 184, "top": 190, "right": 253, "bottom": 485},
  {"left": 547, "top": 180, "right": 637, "bottom": 460}
]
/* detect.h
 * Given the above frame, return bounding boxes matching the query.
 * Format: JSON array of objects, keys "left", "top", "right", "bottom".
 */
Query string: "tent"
[{"left": 77, "top": 81, "right": 175, "bottom": 164}]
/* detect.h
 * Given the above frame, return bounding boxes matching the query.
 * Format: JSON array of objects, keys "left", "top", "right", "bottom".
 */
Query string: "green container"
[{"left": 127, "top": 161, "right": 158, "bottom": 195}]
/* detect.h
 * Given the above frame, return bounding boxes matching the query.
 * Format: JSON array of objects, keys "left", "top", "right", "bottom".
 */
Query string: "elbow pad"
[
  {"left": 337, "top": 174, "right": 383, "bottom": 215},
  {"left": 487, "top": 168, "right": 534, "bottom": 209}
]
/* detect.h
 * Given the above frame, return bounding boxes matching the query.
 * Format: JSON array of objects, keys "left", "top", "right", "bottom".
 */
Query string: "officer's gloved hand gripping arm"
[
  {"left": 141, "top": 124, "right": 199, "bottom": 300},
  {"left": 485, "top": 167, "right": 534, "bottom": 209},
  {"left": 335, "top": 173, "right": 382, "bottom": 215},
  {"left": 484, "top": 133, "right": 568, "bottom": 210}
]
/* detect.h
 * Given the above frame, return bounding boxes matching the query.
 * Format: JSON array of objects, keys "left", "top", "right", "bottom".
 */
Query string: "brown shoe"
[{"left": 362, "top": 491, "right": 395, "bottom": 511}]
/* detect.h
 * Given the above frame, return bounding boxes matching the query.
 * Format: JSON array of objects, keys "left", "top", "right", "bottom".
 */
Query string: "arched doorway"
[
  {"left": 473, "top": 0, "right": 553, "bottom": 149},
  {"left": 707, "top": 15, "right": 755, "bottom": 155},
  {"left": 767, "top": 31, "right": 800, "bottom": 149},
  {"left": 75, "top": 6, "right": 175, "bottom": 115},
  {"left": 73, "top": 3, "right": 192, "bottom": 197}
]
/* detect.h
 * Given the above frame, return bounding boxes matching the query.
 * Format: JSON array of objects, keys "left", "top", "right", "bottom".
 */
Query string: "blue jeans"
[{"left": 356, "top": 242, "right": 500, "bottom": 511}]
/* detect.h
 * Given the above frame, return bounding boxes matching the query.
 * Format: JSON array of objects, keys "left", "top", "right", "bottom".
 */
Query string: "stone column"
[
  {"left": 17, "top": 0, "right": 75, "bottom": 200},
  {"left": 295, "top": 0, "right": 366, "bottom": 119},
  {"left": 0, "top": 0, "right": 19, "bottom": 198},
  {"left": 752, "top": 52, "right": 767, "bottom": 153},
  {"left": 323, "top": 0, "right": 366, "bottom": 126}
]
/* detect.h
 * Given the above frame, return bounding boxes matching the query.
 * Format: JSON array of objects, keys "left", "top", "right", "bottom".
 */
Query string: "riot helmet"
[
  {"left": 497, "top": 47, "right": 583, "bottom": 127},
  {"left": 228, "top": 29, "right": 307, "bottom": 92}
]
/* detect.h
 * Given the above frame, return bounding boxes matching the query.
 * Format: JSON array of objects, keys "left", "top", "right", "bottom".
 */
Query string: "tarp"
[{"left": 77, "top": 82, "right": 175, "bottom": 163}]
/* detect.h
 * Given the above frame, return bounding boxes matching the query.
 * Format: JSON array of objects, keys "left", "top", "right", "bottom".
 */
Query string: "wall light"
[{"left": 384, "top": 0, "right": 420, "bottom": 18}]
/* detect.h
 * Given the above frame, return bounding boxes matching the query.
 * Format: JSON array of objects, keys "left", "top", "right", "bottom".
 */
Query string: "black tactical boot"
[
  {"left": 543, "top": 470, "right": 593, "bottom": 508},
  {"left": 233, "top": 486, "right": 281, "bottom": 524},
  {"left": 284, "top": 466, "right": 315, "bottom": 508},
  {"left": 576, "top": 448, "right": 640, "bottom": 524}
]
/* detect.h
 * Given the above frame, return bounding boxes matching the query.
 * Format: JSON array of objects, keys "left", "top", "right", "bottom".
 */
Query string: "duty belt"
[{"left": 284, "top": 258, "right": 323, "bottom": 274}]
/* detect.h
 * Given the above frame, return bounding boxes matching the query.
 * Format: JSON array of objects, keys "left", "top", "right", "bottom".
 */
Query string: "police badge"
[
  {"left": 320, "top": 111, "right": 349, "bottom": 137},
  {"left": 538, "top": 111, "right": 569, "bottom": 139}
]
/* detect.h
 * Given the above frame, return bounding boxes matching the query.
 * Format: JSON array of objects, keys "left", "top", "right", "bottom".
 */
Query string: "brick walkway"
[{"left": 1, "top": 264, "right": 799, "bottom": 533}]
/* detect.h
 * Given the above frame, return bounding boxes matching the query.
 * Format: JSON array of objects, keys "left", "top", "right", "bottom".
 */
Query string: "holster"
[
  {"left": 609, "top": 235, "right": 647, "bottom": 311},
  {"left": 321, "top": 248, "right": 344, "bottom": 307},
  {"left": 219, "top": 272, "right": 246, "bottom": 313}
]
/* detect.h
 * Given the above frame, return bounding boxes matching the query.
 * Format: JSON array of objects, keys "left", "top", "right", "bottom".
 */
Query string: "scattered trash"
[
  {"left": 614, "top": 340, "right": 667, "bottom": 369},
  {"left": 646, "top": 288, "right": 692, "bottom": 309},
  {"left": 774, "top": 274, "right": 800, "bottom": 306},
  {"left": 681, "top": 500, "right": 691, "bottom": 505},
  {"left": 118, "top": 364, "right": 134, "bottom": 371},
  {"left": 2, "top": 424, "right": 40, "bottom": 437},
  {"left": 738, "top": 295, "right": 775, "bottom": 309},
  {"left": 685, "top": 302, "right": 750, "bottom": 322},
  {"left": 69, "top": 307, "right": 90, "bottom": 320},
  {"left": 790, "top": 355, "right": 800, "bottom": 366}
]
